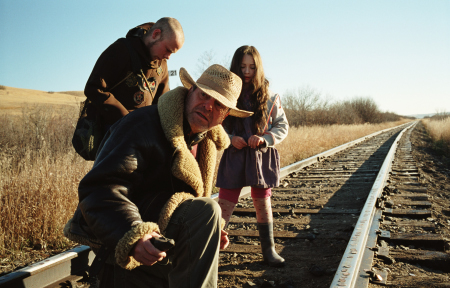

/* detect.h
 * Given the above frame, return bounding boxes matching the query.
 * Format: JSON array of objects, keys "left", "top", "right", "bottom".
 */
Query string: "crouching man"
[{"left": 64, "top": 64, "right": 253, "bottom": 287}]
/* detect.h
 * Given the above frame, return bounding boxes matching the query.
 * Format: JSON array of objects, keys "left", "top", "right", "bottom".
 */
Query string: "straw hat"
[{"left": 179, "top": 64, "right": 253, "bottom": 118}]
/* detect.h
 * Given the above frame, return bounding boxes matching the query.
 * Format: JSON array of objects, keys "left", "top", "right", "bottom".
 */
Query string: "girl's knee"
[
  {"left": 251, "top": 187, "right": 272, "bottom": 198},
  {"left": 219, "top": 188, "right": 241, "bottom": 203}
]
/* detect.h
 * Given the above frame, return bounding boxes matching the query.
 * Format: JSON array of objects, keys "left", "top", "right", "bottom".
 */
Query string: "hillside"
[
  {"left": 59, "top": 91, "right": 85, "bottom": 97},
  {"left": 0, "top": 86, "right": 85, "bottom": 115},
  {"left": 408, "top": 113, "right": 437, "bottom": 119}
]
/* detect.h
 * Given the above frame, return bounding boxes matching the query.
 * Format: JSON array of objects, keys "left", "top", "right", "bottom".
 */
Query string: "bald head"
[
  {"left": 151, "top": 17, "right": 184, "bottom": 43},
  {"left": 143, "top": 17, "right": 184, "bottom": 61}
]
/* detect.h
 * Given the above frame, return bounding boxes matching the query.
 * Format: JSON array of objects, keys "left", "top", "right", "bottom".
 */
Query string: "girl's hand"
[
  {"left": 231, "top": 136, "right": 248, "bottom": 149},
  {"left": 248, "top": 135, "right": 264, "bottom": 149}
]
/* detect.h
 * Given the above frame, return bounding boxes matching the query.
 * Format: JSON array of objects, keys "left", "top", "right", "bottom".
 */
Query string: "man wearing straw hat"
[{"left": 64, "top": 64, "right": 253, "bottom": 287}]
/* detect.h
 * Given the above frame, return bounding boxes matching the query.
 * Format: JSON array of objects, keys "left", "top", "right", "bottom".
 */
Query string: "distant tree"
[
  {"left": 349, "top": 97, "right": 381, "bottom": 123},
  {"left": 329, "top": 101, "right": 362, "bottom": 125},
  {"left": 195, "top": 50, "right": 232, "bottom": 78},
  {"left": 433, "top": 109, "right": 449, "bottom": 120},
  {"left": 281, "top": 87, "right": 401, "bottom": 126},
  {"left": 195, "top": 50, "right": 216, "bottom": 78},
  {"left": 283, "top": 86, "right": 328, "bottom": 126}
]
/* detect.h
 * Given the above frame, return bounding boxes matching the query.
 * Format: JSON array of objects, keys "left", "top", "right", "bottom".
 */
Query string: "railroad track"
[
  {"left": 217, "top": 123, "right": 409, "bottom": 288},
  {"left": 2, "top": 121, "right": 448, "bottom": 288},
  {"left": 364, "top": 124, "right": 450, "bottom": 288},
  {"left": 218, "top": 121, "right": 449, "bottom": 288}
]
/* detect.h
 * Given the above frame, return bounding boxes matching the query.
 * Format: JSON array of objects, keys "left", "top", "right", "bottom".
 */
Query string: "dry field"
[
  {"left": 421, "top": 117, "right": 450, "bottom": 156},
  {"left": 0, "top": 85, "right": 411, "bottom": 275},
  {"left": 0, "top": 85, "right": 85, "bottom": 115},
  {"left": 276, "top": 120, "right": 410, "bottom": 167}
]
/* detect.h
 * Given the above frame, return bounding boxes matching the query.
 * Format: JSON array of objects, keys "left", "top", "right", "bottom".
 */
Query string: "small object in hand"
[{"left": 150, "top": 236, "right": 175, "bottom": 252}]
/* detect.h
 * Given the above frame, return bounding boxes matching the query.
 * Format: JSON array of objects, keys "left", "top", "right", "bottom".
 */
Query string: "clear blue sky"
[{"left": 1, "top": 0, "right": 449, "bottom": 116}]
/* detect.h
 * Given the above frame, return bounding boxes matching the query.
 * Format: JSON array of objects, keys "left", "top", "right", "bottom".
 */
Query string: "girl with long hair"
[{"left": 216, "top": 45, "right": 289, "bottom": 267}]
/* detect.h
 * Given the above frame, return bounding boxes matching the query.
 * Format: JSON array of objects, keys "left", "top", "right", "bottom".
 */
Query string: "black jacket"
[{"left": 84, "top": 23, "right": 170, "bottom": 125}]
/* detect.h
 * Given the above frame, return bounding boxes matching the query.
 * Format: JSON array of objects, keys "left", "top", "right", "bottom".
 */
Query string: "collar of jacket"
[
  {"left": 125, "top": 36, "right": 164, "bottom": 70},
  {"left": 182, "top": 116, "right": 206, "bottom": 150},
  {"left": 138, "top": 37, "right": 164, "bottom": 69},
  {"left": 157, "top": 86, "right": 230, "bottom": 197},
  {"left": 126, "top": 22, "right": 163, "bottom": 69}
]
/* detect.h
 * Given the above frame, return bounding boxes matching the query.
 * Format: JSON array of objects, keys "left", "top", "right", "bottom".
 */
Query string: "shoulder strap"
[{"left": 263, "top": 94, "right": 280, "bottom": 132}]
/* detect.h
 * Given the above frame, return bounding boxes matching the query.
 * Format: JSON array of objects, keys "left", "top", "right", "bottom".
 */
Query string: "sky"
[{"left": 1, "top": 0, "right": 449, "bottom": 116}]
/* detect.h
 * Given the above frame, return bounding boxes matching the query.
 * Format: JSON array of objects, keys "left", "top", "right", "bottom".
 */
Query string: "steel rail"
[
  {"left": 0, "top": 245, "right": 94, "bottom": 288},
  {"left": 329, "top": 121, "right": 417, "bottom": 288}
]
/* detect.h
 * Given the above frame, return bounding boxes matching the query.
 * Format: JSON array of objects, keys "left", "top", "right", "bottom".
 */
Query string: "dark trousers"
[{"left": 99, "top": 197, "right": 222, "bottom": 288}]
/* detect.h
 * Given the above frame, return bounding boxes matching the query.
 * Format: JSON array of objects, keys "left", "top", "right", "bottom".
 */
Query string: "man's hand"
[
  {"left": 220, "top": 229, "right": 229, "bottom": 249},
  {"left": 248, "top": 135, "right": 264, "bottom": 149},
  {"left": 131, "top": 232, "right": 166, "bottom": 266},
  {"left": 231, "top": 136, "right": 248, "bottom": 149}
]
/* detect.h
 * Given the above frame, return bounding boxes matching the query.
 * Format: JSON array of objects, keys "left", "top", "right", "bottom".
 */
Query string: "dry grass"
[
  {"left": 0, "top": 104, "right": 92, "bottom": 273},
  {"left": 276, "top": 119, "right": 411, "bottom": 167},
  {"left": 0, "top": 153, "right": 92, "bottom": 250},
  {"left": 422, "top": 117, "right": 450, "bottom": 156}
]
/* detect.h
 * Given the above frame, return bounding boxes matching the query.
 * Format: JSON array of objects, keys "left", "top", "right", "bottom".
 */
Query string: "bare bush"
[
  {"left": 283, "top": 86, "right": 330, "bottom": 126},
  {"left": 328, "top": 101, "right": 363, "bottom": 124},
  {"left": 431, "top": 110, "right": 450, "bottom": 121},
  {"left": 282, "top": 87, "right": 400, "bottom": 127},
  {"left": 348, "top": 97, "right": 381, "bottom": 123},
  {"left": 379, "top": 112, "right": 401, "bottom": 122}
]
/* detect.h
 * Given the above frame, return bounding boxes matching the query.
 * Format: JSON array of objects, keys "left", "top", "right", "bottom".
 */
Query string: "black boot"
[{"left": 257, "top": 222, "right": 285, "bottom": 267}]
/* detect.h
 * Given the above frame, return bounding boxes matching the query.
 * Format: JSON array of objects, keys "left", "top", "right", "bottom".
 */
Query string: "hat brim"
[{"left": 179, "top": 68, "right": 253, "bottom": 118}]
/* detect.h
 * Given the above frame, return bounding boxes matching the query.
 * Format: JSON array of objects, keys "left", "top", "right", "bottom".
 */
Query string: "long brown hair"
[{"left": 228, "top": 46, "right": 269, "bottom": 135}]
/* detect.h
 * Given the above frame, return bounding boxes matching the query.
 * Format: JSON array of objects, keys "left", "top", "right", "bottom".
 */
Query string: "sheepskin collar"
[{"left": 157, "top": 86, "right": 230, "bottom": 197}]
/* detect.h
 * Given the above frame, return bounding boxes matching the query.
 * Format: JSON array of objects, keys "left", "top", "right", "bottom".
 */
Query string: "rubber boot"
[{"left": 257, "top": 222, "right": 285, "bottom": 267}]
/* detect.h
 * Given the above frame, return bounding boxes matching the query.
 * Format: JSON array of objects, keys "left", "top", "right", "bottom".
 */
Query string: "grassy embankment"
[
  {"left": 421, "top": 117, "right": 450, "bottom": 157},
  {"left": 277, "top": 120, "right": 410, "bottom": 167}
]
